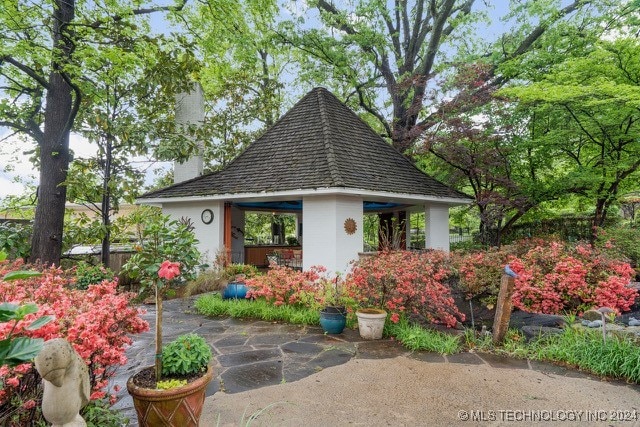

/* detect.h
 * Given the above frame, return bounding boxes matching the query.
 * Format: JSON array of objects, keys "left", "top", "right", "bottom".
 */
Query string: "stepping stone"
[
  {"left": 310, "top": 348, "right": 353, "bottom": 370},
  {"left": 281, "top": 341, "right": 323, "bottom": 355},
  {"left": 282, "top": 362, "right": 324, "bottom": 383},
  {"left": 247, "top": 333, "right": 298, "bottom": 346},
  {"left": 214, "top": 335, "right": 248, "bottom": 348},
  {"left": 217, "top": 348, "right": 281, "bottom": 367},
  {"left": 220, "top": 360, "right": 283, "bottom": 393}
]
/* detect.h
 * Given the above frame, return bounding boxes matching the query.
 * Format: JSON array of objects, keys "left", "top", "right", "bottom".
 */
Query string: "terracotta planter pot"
[{"left": 127, "top": 365, "right": 214, "bottom": 427}]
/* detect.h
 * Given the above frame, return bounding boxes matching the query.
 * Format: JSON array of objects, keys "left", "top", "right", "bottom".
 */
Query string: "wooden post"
[
  {"left": 223, "top": 202, "right": 232, "bottom": 266},
  {"left": 492, "top": 274, "right": 516, "bottom": 345}
]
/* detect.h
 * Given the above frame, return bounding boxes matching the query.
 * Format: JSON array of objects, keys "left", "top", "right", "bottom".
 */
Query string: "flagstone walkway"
[{"left": 112, "top": 295, "right": 640, "bottom": 426}]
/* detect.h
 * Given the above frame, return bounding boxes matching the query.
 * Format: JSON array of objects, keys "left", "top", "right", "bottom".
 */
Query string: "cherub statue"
[{"left": 34, "top": 338, "right": 90, "bottom": 427}]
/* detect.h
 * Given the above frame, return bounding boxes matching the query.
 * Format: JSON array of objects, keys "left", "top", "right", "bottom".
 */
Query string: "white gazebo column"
[
  {"left": 162, "top": 200, "right": 224, "bottom": 267},
  {"left": 302, "top": 195, "right": 363, "bottom": 274},
  {"left": 425, "top": 203, "right": 450, "bottom": 252}
]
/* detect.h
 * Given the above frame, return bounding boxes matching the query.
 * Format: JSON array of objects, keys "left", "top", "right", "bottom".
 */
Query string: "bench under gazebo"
[{"left": 138, "top": 87, "right": 470, "bottom": 274}]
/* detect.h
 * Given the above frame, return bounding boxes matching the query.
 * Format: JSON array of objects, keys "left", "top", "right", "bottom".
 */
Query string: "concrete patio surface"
[{"left": 113, "top": 295, "right": 640, "bottom": 426}]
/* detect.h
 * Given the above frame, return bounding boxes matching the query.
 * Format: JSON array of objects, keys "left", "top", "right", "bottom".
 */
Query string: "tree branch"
[{"left": 0, "top": 56, "right": 50, "bottom": 88}]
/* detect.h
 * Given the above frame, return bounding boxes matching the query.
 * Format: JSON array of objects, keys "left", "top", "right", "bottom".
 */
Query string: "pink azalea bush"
[
  {"left": 0, "top": 259, "right": 148, "bottom": 425},
  {"left": 246, "top": 265, "right": 326, "bottom": 307},
  {"left": 455, "top": 239, "right": 637, "bottom": 315},
  {"left": 344, "top": 250, "right": 465, "bottom": 327},
  {"left": 510, "top": 242, "right": 636, "bottom": 314}
]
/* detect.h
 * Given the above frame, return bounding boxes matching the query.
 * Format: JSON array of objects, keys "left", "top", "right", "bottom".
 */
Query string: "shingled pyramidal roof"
[{"left": 140, "top": 87, "right": 468, "bottom": 201}]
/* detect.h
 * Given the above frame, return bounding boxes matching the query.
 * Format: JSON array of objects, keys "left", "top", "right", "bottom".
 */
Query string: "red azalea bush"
[
  {"left": 0, "top": 259, "right": 148, "bottom": 425},
  {"left": 344, "top": 250, "right": 464, "bottom": 327},
  {"left": 246, "top": 265, "right": 326, "bottom": 307},
  {"left": 455, "top": 239, "right": 637, "bottom": 315}
]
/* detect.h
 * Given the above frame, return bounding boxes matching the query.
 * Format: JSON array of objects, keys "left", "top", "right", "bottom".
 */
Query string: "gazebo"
[{"left": 138, "top": 87, "right": 470, "bottom": 273}]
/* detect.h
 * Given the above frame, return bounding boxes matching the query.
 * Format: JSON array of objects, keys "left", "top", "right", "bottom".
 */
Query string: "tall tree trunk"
[
  {"left": 591, "top": 197, "right": 608, "bottom": 242},
  {"left": 101, "top": 140, "right": 113, "bottom": 267},
  {"left": 30, "top": 0, "right": 76, "bottom": 265}
]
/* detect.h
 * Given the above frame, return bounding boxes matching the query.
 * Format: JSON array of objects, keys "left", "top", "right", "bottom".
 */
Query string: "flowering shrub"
[
  {"left": 453, "top": 248, "right": 512, "bottom": 304},
  {"left": 246, "top": 265, "right": 326, "bottom": 307},
  {"left": 456, "top": 239, "right": 637, "bottom": 315},
  {"left": 0, "top": 259, "right": 148, "bottom": 425},
  {"left": 510, "top": 242, "right": 636, "bottom": 314},
  {"left": 344, "top": 251, "right": 464, "bottom": 327}
]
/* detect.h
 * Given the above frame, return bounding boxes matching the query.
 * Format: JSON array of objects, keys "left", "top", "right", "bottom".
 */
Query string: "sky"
[{"left": 0, "top": 130, "right": 170, "bottom": 203}]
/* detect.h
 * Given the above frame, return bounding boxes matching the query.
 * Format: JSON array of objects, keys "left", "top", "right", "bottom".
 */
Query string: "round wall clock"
[
  {"left": 201, "top": 209, "right": 214, "bottom": 224},
  {"left": 344, "top": 218, "right": 357, "bottom": 235}
]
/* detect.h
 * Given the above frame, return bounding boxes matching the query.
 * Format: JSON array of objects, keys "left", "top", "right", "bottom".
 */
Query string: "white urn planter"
[{"left": 356, "top": 308, "right": 387, "bottom": 340}]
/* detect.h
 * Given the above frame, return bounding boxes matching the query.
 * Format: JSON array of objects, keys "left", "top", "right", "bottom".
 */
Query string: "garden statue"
[{"left": 34, "top": 338, "right": 90, "bottom": 427}]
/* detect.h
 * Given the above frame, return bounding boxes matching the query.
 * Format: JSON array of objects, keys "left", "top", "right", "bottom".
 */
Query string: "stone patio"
[{"left": 111, "top": 295, "right": 639, "bottom": 425}]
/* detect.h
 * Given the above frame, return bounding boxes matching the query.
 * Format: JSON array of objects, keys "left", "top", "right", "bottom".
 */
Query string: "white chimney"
[{"left": 174, "top": 82, "right": 205, "bottom": 184}]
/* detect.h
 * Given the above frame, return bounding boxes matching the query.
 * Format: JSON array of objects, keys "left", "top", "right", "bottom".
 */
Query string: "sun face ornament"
[{"left": 344, "top": 218, "right": 357, "bottom": 235}]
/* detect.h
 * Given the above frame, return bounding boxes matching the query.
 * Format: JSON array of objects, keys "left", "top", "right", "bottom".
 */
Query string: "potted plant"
[
  {"left": 221, "top": 264, "right": 258, "bottom": 300},
  {"left": 126, "top": 261, "right": 214, "bottom": 427},
  {"left": 127, "top": 333, "right": 213, "bottom": 426},
  {"left": 318, "top": 275, "right": 349, "bottom": 334}
]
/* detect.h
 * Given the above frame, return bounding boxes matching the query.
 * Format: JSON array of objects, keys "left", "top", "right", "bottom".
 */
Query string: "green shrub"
[
  {"left": 74, "top": 261, "right": 115, "bottom": 290},
  {"left": 162, "top": 334, "right": 212, "bottom": 377},
  {"left": 0, "top": 222, "right": 31, "bottom": 261}
]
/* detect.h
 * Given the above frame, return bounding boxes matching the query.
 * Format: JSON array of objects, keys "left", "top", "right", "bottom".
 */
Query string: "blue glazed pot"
[
  {"left": 223, "top": 282, "right": 248, "bottom": 299},
  {"left": 319, "top": 307, "right": 347, "bottom": 334}
]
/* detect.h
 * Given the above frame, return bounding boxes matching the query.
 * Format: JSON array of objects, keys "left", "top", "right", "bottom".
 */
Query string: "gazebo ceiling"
[
  {"left": 234, "top": 200, "right": 406, "bottom": 212},
  {"left": 139, "top": 87, "right": 470, "bottom": 203}
]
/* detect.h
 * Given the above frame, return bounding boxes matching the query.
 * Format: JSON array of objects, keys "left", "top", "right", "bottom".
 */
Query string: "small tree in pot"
[
  {"left": 126, "top": 261, "right": 214, "bottom": 427},
  {"left": 123, "top": 216, "right": 213, "bottom": 426}
]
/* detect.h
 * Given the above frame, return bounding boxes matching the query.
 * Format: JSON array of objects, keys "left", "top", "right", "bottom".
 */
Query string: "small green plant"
[
  {"left": 162, "top": 333, "right": 212, "bottom": 377},
  {"left": 156, "top": 379, "right": 187, "bottom": 390},
  {"left": 74, "top": 261, "right": 115, "bottom": 290},
  {"left": 82, "top": 398, "right": 129, "bottom": 427},
  {"left": 223, "top": 263, "right": 259, "bottom": 281}
]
